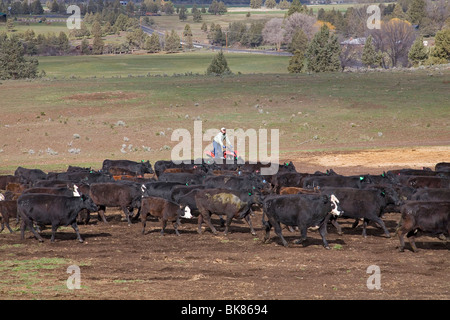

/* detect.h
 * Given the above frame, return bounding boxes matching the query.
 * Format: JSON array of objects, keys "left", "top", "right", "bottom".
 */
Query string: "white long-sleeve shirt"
[{"left": 213, "top": 132, "right": 231, "bottom": 148}]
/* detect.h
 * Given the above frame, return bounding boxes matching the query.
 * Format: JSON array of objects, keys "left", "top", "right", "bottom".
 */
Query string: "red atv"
[{"left": 205, "top": 146, "right": 238, "bottom": 161}]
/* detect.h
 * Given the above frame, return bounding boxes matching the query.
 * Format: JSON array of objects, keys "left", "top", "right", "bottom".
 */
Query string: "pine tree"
[
  {"left": 407, "top": 0, "right": 426, "bottom": 25},
  {"left": 428, "top": 28, "right": 450, "bottom": 64},
  {"left": 408, "top": 36, "right": 428, "bottom": 66},
  {"left": 265, "top": 0, "right": 277, "bottom": 9},
  {"left": 288, "top": 29, "right": 308, "bottom": 54},
  {"left": 179, "top": 5, "right": 187, "bottom": 21},
  {"left": 0, "top": 34, "right": 39, "bottom": 79},
  {"left": 287, "top": 50, "right": 304, "bottom": 73},
  {"left": 287, "top": 0, "right": 307, "bottom": 16},
  {"left": 92, "top": 33, "right": 104, "bottom": 54},
  {"left": 306, "top": 25, "right": 341, "bottom": 72},
  {"left": 164, "top": 30, "right": 181, "bottom": 53},
  {"left": 145, "top": 33, "right": 161, "bottom": 53},
  {"left": 81, "top": 37, "right": 91, "bottom": 55},
  {"left": 362, "top": 35, "right": 380, "bottom": 68},
  {"left": 206, "top": 50, "right": 231, "bottom": 75}
]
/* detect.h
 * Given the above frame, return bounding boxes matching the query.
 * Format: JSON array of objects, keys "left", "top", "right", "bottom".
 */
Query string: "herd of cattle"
[{"left": 0, "top": 159, "right": 449, "bottom": 252}]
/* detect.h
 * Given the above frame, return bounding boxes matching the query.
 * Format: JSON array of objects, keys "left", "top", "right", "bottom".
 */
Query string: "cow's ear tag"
[
  {"left": 381, "top": 173, "right": 385, "bottom": 177},
  {"left": 360, "top": 176, "right": 364, "bottom": 181},
  {"left": 381, "top": 191, "right": 386, "bottom": 196},
  {"left": 186, "top": 183, "right": 189, "bottom": 186},
  {"left": 248, "top": 192, "right": 252, "bottom": 195},
  {"left": 252, "top": 186, "right": 255, "bottom": 189}
]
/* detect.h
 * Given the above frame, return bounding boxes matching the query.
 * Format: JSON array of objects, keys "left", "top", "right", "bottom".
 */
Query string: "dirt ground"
[{"left": 0, "top": 147, "right": 449, "bottom": 301}]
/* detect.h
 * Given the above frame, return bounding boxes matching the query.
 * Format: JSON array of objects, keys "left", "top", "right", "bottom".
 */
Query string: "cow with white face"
[{"left": 262, "top": 193, "right": 343, "bottom": 249}]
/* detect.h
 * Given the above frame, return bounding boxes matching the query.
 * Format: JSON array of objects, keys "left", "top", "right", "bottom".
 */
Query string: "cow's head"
[
  {"left": 324, "top": 194, "right": 343, "bottom": 216},
  {"left": 178, "top": 204, "right": 193, "bottom": 219},
  {"left": 141, "top": 160, "right": 154, "bottom": 174},
  {"left": 380, "top": 187, "right": 402, "bottom": 206},
  {"left": 81, "top": 194, "right": 98, "bottom": 212}
]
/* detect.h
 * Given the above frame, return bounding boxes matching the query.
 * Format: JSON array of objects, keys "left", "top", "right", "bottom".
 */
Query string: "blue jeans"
[{"left": 213, "top": 141, "right": 222, "bottom": 158}]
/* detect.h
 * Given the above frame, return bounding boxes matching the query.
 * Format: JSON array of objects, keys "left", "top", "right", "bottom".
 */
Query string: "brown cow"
[
  {"left": 0, "top": 200, "right": 17, "bottom": 233},
  {"left": 397, "top": 201, "right": 450, "bottom": 252},
  {"left": 280, "top": 187, "right": 320, "bottom": 195},
  {"left": 140, "top": 196, "right": 193, "bottom": 235}
]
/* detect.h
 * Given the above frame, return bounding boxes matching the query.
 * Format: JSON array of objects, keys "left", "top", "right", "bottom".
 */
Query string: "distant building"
[{"left": 340, "top": 37, "right": 366, "bottom": 47}]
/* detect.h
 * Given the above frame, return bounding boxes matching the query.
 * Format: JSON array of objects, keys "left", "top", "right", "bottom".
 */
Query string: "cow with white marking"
[
  {"left": 262, "top": 193, "right": 343, "bottom": 249},
  {"left": 17, "top": 193, "right": 98, "bottom": 242}
]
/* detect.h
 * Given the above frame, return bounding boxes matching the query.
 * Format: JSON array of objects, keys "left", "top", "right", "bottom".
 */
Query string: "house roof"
[{"left": 340, "top": 37, "right": 366, "bottom": 45}]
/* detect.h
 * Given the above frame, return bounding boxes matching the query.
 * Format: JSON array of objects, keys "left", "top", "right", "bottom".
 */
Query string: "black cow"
[
  {"left": 262, "top": 193, "right": 343, "bottom": 249},
  {"left": 407, "top": 176, "right": 450, "bottom": 189},
  {"left": 302, "top": 175, "right": 373, "bottom": 189},
  {"left": 194, "top": 188, "right": 260, "bottom": 236},
  {"left": 79, "top": 182, "right": 144, "bottom": 225},
  {"left": 17, "top": 194, "right": 98, "bottom": 242},
  {"left": 143, "top": 181, "right": 184, "bottom": 200},
  {"left": 158, "top": 172, "right": 205, "bottom": 185},
  {"left": 203, "top": 174, "right": 271, "bottom": 193},
  {"left": 321, "top": 186, "right": 401, "bottom": 238},
  {"left": 140, "top": 196, "right": 193, "bottom": 235},
  {"left": 397, "top": 201, "right": 450, "bottom": 252},
  {"left": 411, "top": 188, "right": 450, "bottom": 201},
  {"left": 435, "top": 162, "right": 450, "bottom": 173},
  {"left": 102, "top": 159, "right": 154, "bottom": 176},
  {"left": 14, "top": 167, "right": 48, "bottom": 185}
]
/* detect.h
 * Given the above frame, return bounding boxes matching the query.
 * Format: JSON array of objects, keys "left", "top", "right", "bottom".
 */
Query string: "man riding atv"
[{"left": 211, "top": 127, "right": 235, "bottom": 160}]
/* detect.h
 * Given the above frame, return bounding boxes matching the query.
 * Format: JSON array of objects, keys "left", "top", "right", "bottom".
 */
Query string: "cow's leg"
[
  {"left": 318, "top": 222, "right": 330, "bottom": 249},
  {"left": 50, "top": 224, "right": 58, "bottom": 242},
  {"left": 203, "top": 212, "right": 218, "bottom": 235},
  {"left": 173, "top": 221, "right": 180, "bottom": 236},
  {"left": 6, "top": 220, "right": 14, "bottom": 233},
  {"left": 98, "top": 205, "right": 108, "bottom": 223},
  {"left": 223, "top": 215, "right": 233, "bottom": 236},
  {"left": 407, "top": 230, "right": 419, "bottom": 252},
  {"left": 141, "top": 212, "right": 147, "bottom": 235},
  {"left": 244, "top": 215, "right": 257, "bottom": 236},
  {"left": 262, "top": 217, "right": 272, "bottom": 243},
  {"left": 0, "top": 222, "right": 4, "bottom": 233},
  {"left": 160, "top": 219, "right": 167, "bottom": 236},
  {"left": 397, "top": 228, "right": 406, "bottom": 252},
  {"left": 271, "top": 219, "right": 288, "bottom": 247},
  {"left": 71, "top": 222, "right": 84, "bottom": 243},
  {"left": 330, "top": 217, "right": 342, "bottom": 235},
  {"left": 294, "top": 225, "right": 308, "bottom": 246},
  {"left": 23, "top": 218, "right": 43, "bottom": 242},
  {"left": 371, "top": 217, "right": 391, "bottom": 238},
  {"left": 122, "top": 206, "right": 132, "bottom": 226},
  {"left": 197, "top": 214, "right": 204, "bottom": 234}
]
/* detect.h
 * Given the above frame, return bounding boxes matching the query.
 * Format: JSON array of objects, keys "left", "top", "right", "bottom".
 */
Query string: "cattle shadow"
[
  {"left": 28, "top": 231, "right": 112, "bottom": 242},
  {"left": 268, "top": 233, "right": 346, "bottom": 248}
]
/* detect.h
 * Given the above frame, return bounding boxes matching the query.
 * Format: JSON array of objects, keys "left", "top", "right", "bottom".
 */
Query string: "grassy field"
[
  {"left": 0, "top": 53, "right": 449, "bottom": 173},
  {"left": 37, "top": 52, "right": 291, "bottom": 77}
]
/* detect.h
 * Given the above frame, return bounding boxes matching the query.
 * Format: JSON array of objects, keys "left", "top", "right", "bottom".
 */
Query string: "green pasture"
[
  {"left": 0, "top": 55, "right": 449, "bottom": 173},
  {"left": 37, "top": 52, "right": 291, "bottom": 77}
]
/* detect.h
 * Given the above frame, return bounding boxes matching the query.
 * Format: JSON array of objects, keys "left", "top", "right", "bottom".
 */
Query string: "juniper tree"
[
  {"left": 206, "top": 50, "right": 231, "bottom": 75},
  {"left": 305, "top": 25, "right": 341, "bottom": 72},
  {"left": 362, "top": 35, "right": 381, "bottom": 68},
  {"left": 408, "top": 36, "right": 428, "bottom": 66}
]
